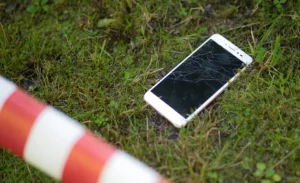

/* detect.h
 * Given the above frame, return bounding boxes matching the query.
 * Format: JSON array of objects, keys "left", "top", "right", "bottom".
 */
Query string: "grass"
[{"left": 0, "top": 0, "right": 299, "bottom": 182}]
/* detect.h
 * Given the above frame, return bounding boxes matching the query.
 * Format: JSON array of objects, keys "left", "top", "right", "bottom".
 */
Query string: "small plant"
[
  {"left": 254, "top": 163, "right": 282, "bottom": 183},
  {"left": 109, "top": 100, "right": 119, "bottom": 109},
  {"left": 179, "top": 7, "right": 188, "bottom": 17},
  {"left": 255, "top": 47, "right": 266, "bottom": 64},
  {"left": 123, "top": 71, "right": 132, "bottom": 85},
  {"left": 207, "top": 171, "right": 223, "bottom": 183},
  {"left": 255, "top": 35, "right": 284, "bottom": 71},
  {"left": 26, "top": 0, "right": 63, "bottom": 13},
  {"left": 95, "top": 113, "right": 110, "bottom": 128},
  {"left": 27, "top": 0, "right": 50, "bottom": 13},
  {"left": 244, "top": 108, "right": 251, "bottom": 117},
  {"left": 241, "top": 157, "right": 252, "bottom": 170},
  {"left": 273, "top": 0, "right": 286, "bottom": 12}
]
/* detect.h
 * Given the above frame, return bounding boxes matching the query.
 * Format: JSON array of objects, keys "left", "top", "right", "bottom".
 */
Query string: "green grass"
[{"left": 0, "top": 0, "right": 300, "bottom": 182}]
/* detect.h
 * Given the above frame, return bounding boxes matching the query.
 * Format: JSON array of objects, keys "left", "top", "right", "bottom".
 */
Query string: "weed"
[
  {"left": 95, "top": 113, "right": 110, "bottom": 129},
  {"left": 27, "top": 0, "right": 49, "bottom": 13},
  {"left": 273, "top": 0, "right": 287, "bottom": 12},
  {"left": 254, "top": 163, "right": 282, "bottom": 183},
  {"left": 26, "top": 0, "right": 64, "bottom": 13}
]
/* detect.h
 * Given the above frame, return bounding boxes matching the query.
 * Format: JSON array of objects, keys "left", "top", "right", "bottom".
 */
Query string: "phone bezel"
[{"left": 144, "top": 34, "right": 253, "bottom": 128}]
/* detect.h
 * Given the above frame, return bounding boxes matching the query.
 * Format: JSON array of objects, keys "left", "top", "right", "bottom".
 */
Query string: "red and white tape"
[{"left": 0, "top": 76, "right": 169, "bottom": 183}]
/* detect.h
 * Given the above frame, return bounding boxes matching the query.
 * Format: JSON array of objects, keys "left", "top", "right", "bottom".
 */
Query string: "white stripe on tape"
[
  {"left": 98, "top": 151, "right": 160, "bottom": 183},
  {"left": 24, "top": 107, "right": 85, "bottom": 180},
  {"left": 0, "top": 76, "right": 17, "bottom": 111}
]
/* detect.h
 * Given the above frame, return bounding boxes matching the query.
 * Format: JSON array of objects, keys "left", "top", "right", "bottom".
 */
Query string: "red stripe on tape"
[
  {"left": 0, "top": 89, "right": 46, "bottom": 157},
  {"left": 62, "top": 132, "right": 117, "bottom": 183}
]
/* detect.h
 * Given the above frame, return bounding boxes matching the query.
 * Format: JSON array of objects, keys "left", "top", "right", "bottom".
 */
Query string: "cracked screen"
[{"left": 151, "top": 40, "right": 245, "bottom": 118}]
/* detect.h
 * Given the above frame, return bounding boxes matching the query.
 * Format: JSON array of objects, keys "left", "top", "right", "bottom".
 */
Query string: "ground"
[{"left": 0, "top": 0, "right": 299, "bottom": 183}]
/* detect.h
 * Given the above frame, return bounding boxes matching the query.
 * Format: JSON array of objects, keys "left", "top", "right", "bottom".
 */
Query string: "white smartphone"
[{"left": 144, "top": 34, "right": 253, "bottom": 128}]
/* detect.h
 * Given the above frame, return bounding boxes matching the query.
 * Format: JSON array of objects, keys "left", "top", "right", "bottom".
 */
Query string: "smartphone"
[{"left": 144, "top": 34, "right": 253, "bottom": 128}]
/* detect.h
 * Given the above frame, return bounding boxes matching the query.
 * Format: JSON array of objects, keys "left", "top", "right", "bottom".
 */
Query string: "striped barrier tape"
[{"left": 0, "top": 75, "right": 169, "bottom": 183}]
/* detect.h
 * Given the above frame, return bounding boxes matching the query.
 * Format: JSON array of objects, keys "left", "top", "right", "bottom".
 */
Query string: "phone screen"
[{"left": 151, "top": 40, "right": 245, "bottom": 118}]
